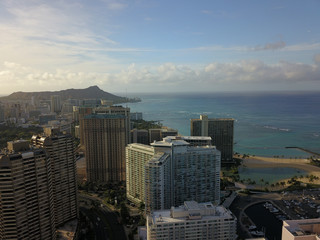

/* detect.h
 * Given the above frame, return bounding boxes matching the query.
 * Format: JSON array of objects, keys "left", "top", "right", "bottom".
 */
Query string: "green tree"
[{"left": 120, "top": 203, "right": 130, "bottom": 224}]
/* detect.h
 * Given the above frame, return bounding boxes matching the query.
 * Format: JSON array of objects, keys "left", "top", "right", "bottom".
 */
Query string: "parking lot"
[{"left": 274, "top": 189, "right": 320, "bottom": 220}]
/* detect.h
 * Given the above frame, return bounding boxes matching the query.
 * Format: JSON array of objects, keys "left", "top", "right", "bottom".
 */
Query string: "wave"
[{"left": 263, "top": 125, "right": 291, "bottom": 132}]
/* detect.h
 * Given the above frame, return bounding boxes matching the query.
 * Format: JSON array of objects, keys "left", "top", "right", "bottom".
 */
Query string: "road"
[{"left": 79, "top": 194, "right": 127, "bottom": 240}]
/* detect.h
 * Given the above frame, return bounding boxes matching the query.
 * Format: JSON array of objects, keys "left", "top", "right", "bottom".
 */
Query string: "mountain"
[{"left": 0, "top": 86, "right": 140, "bottom": 103}]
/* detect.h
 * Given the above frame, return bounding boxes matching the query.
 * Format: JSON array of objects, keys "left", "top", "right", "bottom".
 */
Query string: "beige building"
[
  {"left": 0, "top": 140, "right": 56, "bottom": 239},
  {"left": 146, "top": 201, "right": 237, "bottom": 240},
  {"left": 83, "top": 114, "right": 127, "bottom": 183},
  {"left": 282, "top": 219, "right": 320, "bottom": 239},
  {"left": 77, "top": 105, "right": 130, "bottom": 146},
  {"left": 191, "top": 114, "right": 234, "bottom": 164},
  {"left": 126, "top": 144, "right": 155, "bottom": 204}
]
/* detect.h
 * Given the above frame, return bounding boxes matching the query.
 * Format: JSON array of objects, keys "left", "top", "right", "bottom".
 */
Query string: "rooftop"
[
  {"left": 151, "top": 139, "right": 189, "bottom": 147},
  {"left": 150, "top": 201, "right": 235, "bottom": 224},
  {"left": 164, "top": 136, "right": 212, "bottom": 141},
  {"left": 283, "top": 219, "right": 320, "bottom": 237},
  {"left": 84, "top": 114, "right": 126, "bottom": 119},
  {"left": 56, "top": 219, "right": 78, "bottom": 240}
]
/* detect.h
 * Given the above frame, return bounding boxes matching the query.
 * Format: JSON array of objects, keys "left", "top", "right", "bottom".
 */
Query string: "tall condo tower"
[
  {"left": 51, "top": 95, "right": 62, "bottom": 114},
  {"left": 82, "top": 114, "right": 127, "bottom": 183},
  {"left": 0, "top": 140, "right": 56, "bottom": 239},
  {"left": 31, "top": 128, "right": 78, "bottom": 227},
  {"left": 126, "top": 136, "right": 221, "bottom": 213},
  {"left": 191, "top": 115, "right": 234, "bottom": 164}
]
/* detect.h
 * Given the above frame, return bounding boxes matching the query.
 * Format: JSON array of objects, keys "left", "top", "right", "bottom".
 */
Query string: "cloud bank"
[{"left": 1, "top": 57, "right": 319, "bottom": 94}]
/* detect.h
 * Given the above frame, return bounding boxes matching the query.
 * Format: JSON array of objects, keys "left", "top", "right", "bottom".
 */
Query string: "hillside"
[{"left": 0, "top": 86, "right": 140, "bottom": 103}]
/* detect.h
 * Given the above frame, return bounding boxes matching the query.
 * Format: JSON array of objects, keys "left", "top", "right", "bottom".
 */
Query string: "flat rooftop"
[
  {"left": 150, "top": 201, "right": 234, "bottom": 224},
  {"left": 283, "top": 219, "right": 320, "bottom": 237},
  {"left": 164, "top": 136, "right": 212, "bottom": 141}
]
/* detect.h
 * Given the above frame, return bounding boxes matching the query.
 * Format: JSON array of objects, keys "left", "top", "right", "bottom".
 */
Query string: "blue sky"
[{"left": 0, "top": 0, "right": 319, "bottom": 94}]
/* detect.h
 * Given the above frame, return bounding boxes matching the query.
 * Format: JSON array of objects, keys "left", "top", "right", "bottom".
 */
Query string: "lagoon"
[{"left": 239, "top": 167, "right": 306, "bottom": 184}]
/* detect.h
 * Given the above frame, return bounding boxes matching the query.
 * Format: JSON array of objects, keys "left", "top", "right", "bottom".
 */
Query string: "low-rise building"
[
  {"left": 282, "top": 219, "right": 320, "bottom": 240},
  {"left": 146, "top": 201, "right": 237, "bottom": 240}
]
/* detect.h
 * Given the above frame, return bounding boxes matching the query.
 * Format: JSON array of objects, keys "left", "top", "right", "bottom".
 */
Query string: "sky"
[{"left": 0, "top": 0, "right": 320, "bottom": 95}]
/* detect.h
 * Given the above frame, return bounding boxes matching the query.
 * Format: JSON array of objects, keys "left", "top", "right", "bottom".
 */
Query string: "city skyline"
[{"left": 0, "top": 0, "right": 319, "bottom": 94}]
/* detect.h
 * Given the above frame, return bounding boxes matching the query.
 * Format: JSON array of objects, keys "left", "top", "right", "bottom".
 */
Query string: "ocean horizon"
[{"left": 125, "top": 91, "right": 320, "bottom": 158}]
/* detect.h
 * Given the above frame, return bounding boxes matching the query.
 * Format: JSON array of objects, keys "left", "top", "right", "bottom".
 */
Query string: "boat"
[
  {"left": 250, "top": 230, "right": 264, "bottom": 237},
  {"left": 276, "top": 215, "right": 287, "bottom": 221},
  {"left": 269, "top": 207, "right": 279, "bottom": 213},
  {"left": 248, "top": 225, "right": 257, "bottom": 230},
  {"left": 263, "top": 202, "right": 272, "bottom": 208}
]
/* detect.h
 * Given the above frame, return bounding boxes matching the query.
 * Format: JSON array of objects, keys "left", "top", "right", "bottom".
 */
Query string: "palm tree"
[
  {"left": 260, "top": 178, "right": 264, "bottom": 189},
  {"left": 271, "top": 183, "right": 275, "bottom": 190}
]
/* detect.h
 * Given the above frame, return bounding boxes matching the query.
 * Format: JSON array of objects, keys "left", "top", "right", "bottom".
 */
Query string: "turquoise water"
[
  {"left": 126, "top": 92, "right": 320, "bottom": 158},
  {"left": 238, "top": 167, "right": 307, "bottom": 184}
]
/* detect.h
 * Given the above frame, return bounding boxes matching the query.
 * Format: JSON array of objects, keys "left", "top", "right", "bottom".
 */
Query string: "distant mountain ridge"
[{"left": 0, "top": 86, "right": 140, "bottom": 103}]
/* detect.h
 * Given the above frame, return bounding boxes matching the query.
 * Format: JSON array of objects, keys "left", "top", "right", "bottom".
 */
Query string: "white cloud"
[
  {"left": 285, "top": 43, "right": 320, "bottom": 51},
  {"left": 0, "top": 0, "right": 122, "bottom": 71},
  {"left": 107, "top": 2, "right": 128, "bottom": 10},
  {"left": 99, "top": 0, "right": 128, "bottom": 10},
  {"left": 253, "top": 41, "right": 286, "bottom": 51},
  {"left": 201, "top": 10, "right": 212, "bottom": 15},
  {"left": 191, "top": 42, "right": 320, "bottom": 53},
  {"left": 314, "top": 54, "right": 320, "bottom": 64}
]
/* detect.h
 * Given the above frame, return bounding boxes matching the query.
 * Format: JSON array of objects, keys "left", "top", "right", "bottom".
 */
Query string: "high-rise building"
[
  {"left": 149, "top": 128, "right": 178, "bottom": 143},
  {"left": 0, "top": 135, "right": 79, "bottom": 240},
  {"left": 0, "top": 140, "right": 56, "bottom": 239},
  {"left": 126, "top": 136, "right": 221, "bottom": 213},
  {"left": 51, "top": 95, "right": 61, "bottom": 114},
  {"left": 31, "top": 129, "right": 78, "bottom": 227},
  {"left": 131, "top": 129, "right": 149, "bottom": 145},
  {"left": 77, "top": 105, "right": 130, "bottom": 146},
  {"left": 130, "top": 112, "right": 143, "bottom": 120},
  {"left": 191, "top": 114, "right": 234, "bottom": 164},
  {"left": 146, "top": 201, "right": 237, "bottom": 240},
  {"left": 82, "top": 114, "right": 127, "bottom": 183},
  {"left": 144, "top": 152, "right": 172, "bottom": 211},
  {"left": 126, "top": 144, "right": 155, "bottom": 204},
  {"left": 93, "top": 106, "right": 130, "bottom": 144},
  {"left": 0, "top": 103, "right": 4, "bottom": 122}
]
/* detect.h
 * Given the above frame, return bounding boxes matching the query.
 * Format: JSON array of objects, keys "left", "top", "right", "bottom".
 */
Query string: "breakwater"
[{"left": 286, "top": 147, "right": 320, "bottom": 157}]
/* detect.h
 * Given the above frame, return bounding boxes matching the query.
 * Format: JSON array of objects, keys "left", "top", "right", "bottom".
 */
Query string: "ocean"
[{"left": 125, "top": 91, "right": 320, "bottom": 158}]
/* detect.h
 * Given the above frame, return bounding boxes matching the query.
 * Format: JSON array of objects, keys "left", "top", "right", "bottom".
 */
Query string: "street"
[{"left": 79, "top": 194, "right": 127, "bottom": 240}]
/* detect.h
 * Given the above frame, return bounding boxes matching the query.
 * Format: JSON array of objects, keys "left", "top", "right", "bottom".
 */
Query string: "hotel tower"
[
  {"left": 82, "top": 114, "right": 127, "bottom": 183},
  {"left": 191, "top": 114, "right": 234, "bottom": 165}
]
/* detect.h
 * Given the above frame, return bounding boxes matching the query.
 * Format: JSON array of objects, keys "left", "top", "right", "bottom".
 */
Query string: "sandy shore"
[{"left": 241, "top": 155, "right": 320, "bottom": 185}]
